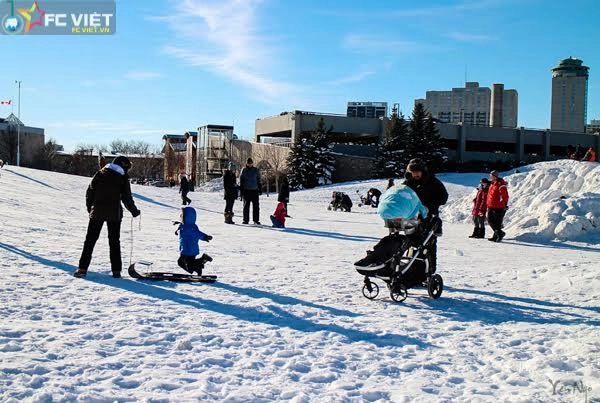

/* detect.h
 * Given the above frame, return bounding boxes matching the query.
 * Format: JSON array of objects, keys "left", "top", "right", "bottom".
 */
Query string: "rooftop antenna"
[{"left": 464, "top": 64, "right": 468, "bottom": 85}]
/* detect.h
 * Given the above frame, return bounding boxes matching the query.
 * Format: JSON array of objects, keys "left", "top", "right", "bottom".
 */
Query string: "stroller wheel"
[
  {"left": 362, "top": 279, "right": 379, "bottom": 300},
  {"left": 327, "top": 205, "right": 332, "bottom": 211},
  {"left": 427, "top": 274, "right": 444, "bottom": 299},
  {"left": 390, "top": 284, "right": 408, "bottom": 302}
]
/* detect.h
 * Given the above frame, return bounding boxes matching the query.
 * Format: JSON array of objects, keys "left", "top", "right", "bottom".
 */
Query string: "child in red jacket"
[
  {"left": 270, "top": 202, "right": 287, "bottom": 228},
  {"left": 469, "top": 178, "right": 490, "bottom": 239}
]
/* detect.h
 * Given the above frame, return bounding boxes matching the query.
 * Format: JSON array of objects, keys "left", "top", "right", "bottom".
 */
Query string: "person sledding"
[
  {"left": 270, "top": 202, "right": 287, "bottom": 228},
  {"left": 176, "top": 206, "right": 213, "bottom": 276}
]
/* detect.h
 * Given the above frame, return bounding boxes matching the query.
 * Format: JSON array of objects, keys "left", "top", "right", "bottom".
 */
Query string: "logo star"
[{"left": 17, "top": 1, "right": 45, "bottom": 33}]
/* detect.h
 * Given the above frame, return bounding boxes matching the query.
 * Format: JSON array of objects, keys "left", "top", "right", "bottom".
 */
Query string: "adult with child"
[
  {"left": 223, "top": 162, "right": 238, "bottom": 224},
  {"left": 469, "top": 178, "right": 490, "bottom": 239},
  {"left": 179, "top": 173, "right": 192, "bottom": 205},
  {"left": 240, "top": 157, "right": 262, "bottom": 225},
  {"left": 74, "top": 156, "right": 140, "bottom": 278},
  {"left": 487, "top": 170, "right": 509, "bottom": 242}
]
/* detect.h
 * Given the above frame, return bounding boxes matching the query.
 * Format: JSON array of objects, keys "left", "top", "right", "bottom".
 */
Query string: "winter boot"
[
  {"left": 73, "top": 268, "right": 87, "bottom": 278},
  {"left": 200, "top": 253, "right": 213, "bottom": 264},
  {"left": 112, "top": 271, "right": 122, "bottom": 278},
  {"left": 224, "top": 212, "right": 235, "bottom": 224},
  {"left": 496, "top": 230, "right": 506, "bottom": 242},
  {"left": 468, "top": 228, "right": 479, "bottom": 238},
  {"left": 488, "top": 231, "right": 498, "bottom": 242},
  {"left": 477, "top": 227, "right": 486, "bottom": 239}
]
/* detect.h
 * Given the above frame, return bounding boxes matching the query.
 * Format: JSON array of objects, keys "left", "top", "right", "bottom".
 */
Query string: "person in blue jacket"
[
  {"left": 176, "top": 206, "right": 213, "bottom": 275},
  {"left": 354, "top": 184, "right": 429, "bottom": 268}
]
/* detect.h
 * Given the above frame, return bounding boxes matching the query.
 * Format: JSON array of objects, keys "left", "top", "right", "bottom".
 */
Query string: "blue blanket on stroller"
[{"left": 377, "top": 185, "right": 428, "bottom": 220}]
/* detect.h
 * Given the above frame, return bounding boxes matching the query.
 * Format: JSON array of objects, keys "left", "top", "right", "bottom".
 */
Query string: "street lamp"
[{"left": 15, "top": 80, "right": 21, "bottom": 167}]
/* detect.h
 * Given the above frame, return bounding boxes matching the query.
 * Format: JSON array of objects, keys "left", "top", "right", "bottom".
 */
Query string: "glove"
[
  {"left": 87, "top": 206, "right": 91, "bottom": 213},
  {"left": 206, "top": 235, "right": 213, "bottom": 242},
  {"left": 132, "top": 209, "right": 141, "bottom": 218}
]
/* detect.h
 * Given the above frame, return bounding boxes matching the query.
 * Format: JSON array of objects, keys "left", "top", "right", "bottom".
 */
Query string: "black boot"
[
  {"left": 488, "top": 231, "right": 498, "bottom": 242},
  {"left": 478, "top": 227, "right": 486, "bottom": 239},
  {"left": 468, "top": 228, "right": 478, "bottom": 238},
  {"left": 73, "top": 268, "right": 87, "bottom": 278}
]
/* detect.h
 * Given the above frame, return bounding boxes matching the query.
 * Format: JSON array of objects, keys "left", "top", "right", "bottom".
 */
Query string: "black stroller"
[
  {"left": 328, "top": 191, "right": 353, "bottom": 212},
  {"left": 355, "top": 218, "right": 443, "bottom": 302}
]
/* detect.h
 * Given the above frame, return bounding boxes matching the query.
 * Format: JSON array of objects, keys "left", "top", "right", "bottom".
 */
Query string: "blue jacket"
[
  {"left": 178, "top": 207, "right": 209, "bottom": 256},
  {"left": 378, "top": 185, "right": 428, "bottom": 220}
]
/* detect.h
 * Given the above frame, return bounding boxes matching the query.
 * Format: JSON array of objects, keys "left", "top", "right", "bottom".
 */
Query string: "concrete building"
[
  {"left": 551, "top": 57, "right": 590, "bottom": 133},
  {"left": 0, "top": 113, "right": 44, "bottom": 166},
  {"left": 417, "top": 82, "right": 518, "bottom": 128},
  {"left": 347, "top": 102, "right": 388, "bottom": 118},
  {"left": 587, "top": 119, "right": 600, "bottom": 134},
  {"left": 255, "top": 110, "right": 387, "bottom": 146}
]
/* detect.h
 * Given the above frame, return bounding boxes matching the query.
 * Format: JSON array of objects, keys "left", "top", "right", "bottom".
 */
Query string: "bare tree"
[
  {"left": 33, "top": 138, "right": 59, "bottom": 171},
  {"left": 254, "top": 143, "right": 290, "bottom": 192}
]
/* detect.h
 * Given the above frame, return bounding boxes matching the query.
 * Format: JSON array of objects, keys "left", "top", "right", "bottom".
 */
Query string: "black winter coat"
[
  {"left": 404, "top": 173, "right": 448, "bottom": 216},
  {"left": 278, "top": 181, "right": 290, "bottom": 203},
  {"left": 86, "top": 165, "right": 138, "bottom": 222},
  {"left": 179, "top": 176, "right": 190, "bottom": 194},
  {"left": 223, "top": 170, "right": 238, "bottom": 200}
]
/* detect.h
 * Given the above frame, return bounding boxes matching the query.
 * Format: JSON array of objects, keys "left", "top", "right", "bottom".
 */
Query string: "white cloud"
[
  {"left": 156, "top": 0, "right": 301, "bottom": 104},
  {"left": 444, "top": 31, "right": 498, "bottom": 42},
  {"left": 342, "top": 34, "right": 434, "bottom": 54},
  {"left": 124, "top": 71, "right": 162, "bottom": 81}
]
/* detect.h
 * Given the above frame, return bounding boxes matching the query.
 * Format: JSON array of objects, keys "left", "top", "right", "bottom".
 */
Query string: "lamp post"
[{"left": 15, "top": 80, "right": 21, "bottom": 167}]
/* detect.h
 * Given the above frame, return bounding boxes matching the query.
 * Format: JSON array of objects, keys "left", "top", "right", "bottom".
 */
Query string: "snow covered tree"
[
  {"left": 287, "top": 118, "right": 335, "bottom": 189},
  {"left": 373, "top": 111, "right": 409, "bottom": 178},
  {"left": 408, "top": 102, "right": 446, "bottom": 173}
]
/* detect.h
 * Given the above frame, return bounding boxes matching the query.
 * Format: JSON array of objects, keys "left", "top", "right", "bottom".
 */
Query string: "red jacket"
[
  {"left": 472, "top": 186, "right": 488, "bottom": 216},
  {"left": 487, "top": 178, "right": 509, "bottom": 209},
  {"left": 273, "top": 202, "right": 286, "bottom": 225}
]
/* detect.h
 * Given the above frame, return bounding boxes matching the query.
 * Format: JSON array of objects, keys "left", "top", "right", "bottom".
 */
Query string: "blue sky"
[{"left": 0, "top": 0, "right": 598, "bottom": 151}]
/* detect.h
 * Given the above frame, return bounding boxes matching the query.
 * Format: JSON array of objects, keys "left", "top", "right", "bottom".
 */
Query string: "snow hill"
[
  {"left": 443, "top": 160, "right": 600, "bottom": 243},
  {"left": 0, "top": 163, "right": 598, "bottom": 402}
]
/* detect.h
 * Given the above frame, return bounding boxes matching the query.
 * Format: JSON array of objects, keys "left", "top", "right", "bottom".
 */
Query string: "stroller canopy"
[{"left": 378, "top": 184, "right": 428, "bottom": 220}]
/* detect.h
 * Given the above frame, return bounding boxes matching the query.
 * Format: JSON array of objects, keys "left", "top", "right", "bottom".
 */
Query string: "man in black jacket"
[
  {"left": 179, "top": 174, "right": 192, "bottom": 205},
  {"left": 74, "top": 156, "right": 140, "bottom": 278},
  {"left": 240, "top": 158, "right": 261, "bottom": 224},
  {"left": 403, "top": 158, "right": 448, "bottom": 271},
  {"left": 223, "top": 162, "right": 238, "bottom": 224}
]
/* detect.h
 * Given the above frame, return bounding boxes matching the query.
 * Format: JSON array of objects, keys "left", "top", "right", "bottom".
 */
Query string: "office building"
[
  {"left": 417, "top": 82, "right": 518, "bottom": 128},
  {"left": 347, "top": 102, "right": 388, "bottom": 118},
  {"left": 551, "top": 57, "right": 589, "bottom": 133}
]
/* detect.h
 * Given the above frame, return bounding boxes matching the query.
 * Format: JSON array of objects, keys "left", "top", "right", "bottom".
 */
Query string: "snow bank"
[
  {"left": 196, "top": 177, "right": 224, "bottom": 192},
  {"left": 442, "top": 160, "right": 600, "bottom": 242}
]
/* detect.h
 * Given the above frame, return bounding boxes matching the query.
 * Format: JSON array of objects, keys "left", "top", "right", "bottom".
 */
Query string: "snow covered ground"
[{"left": 0, "top": 163, "right": 598, "bottom": 402}]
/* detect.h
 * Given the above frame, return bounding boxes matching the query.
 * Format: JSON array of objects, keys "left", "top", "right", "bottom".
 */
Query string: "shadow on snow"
[
  {"left": 131, "top": 193, "right": 179, "bottom": 210},
  {"left": 258, "top": 226, "right": 380, "bottom": 243},
  {"left": 0, "top": 242, "right": 425, "bottom": 349},
  {"left": 5, "top": 169, "right": 60, "bottom": 191}
]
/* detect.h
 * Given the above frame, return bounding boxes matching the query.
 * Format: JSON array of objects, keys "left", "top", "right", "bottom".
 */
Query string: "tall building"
[
  {"left": 587, "top": 119, "right": 600, "bottom": 134},
  {"left": 417, "top": 82, "right": 518, "bottom": 128},
  {"left": 551, "top": 57, "right": 590, "bottom": 133},
  {"left": 347, "top": 102, "right": 388, "bottom": 118}
]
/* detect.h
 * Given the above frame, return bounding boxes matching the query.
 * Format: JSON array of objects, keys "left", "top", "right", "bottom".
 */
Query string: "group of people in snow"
[
  {"left": 469, "top": 170, "right": 509, "bottom": 242},
  {"left": 567, "top": 144, "right": 597, "bottom": 162}
]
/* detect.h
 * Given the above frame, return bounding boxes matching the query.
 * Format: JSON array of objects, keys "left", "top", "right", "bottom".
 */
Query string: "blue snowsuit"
[{"left": 178, "top": 207, "right": 210, "bottom": 274}]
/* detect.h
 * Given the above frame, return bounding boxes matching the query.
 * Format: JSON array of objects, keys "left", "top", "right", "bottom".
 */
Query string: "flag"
[{"left": 0, "top": 100, "right": 12, "bottom": 106}]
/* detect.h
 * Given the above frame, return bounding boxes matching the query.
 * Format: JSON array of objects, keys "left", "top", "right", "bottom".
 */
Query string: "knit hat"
[
  {"left": 247, "top": 158, "right": 253, "bottom": 164},
  {"left": 113, "top": 156, "right": 132, "bottom": 173},
  {"left": 228, "top": 161, "right": 236, "bottom": 170},
  {"left": 490, "top": 170, "right": 499, "bottom": 178},
  {"left": 480, "top": 178, "right": 490, "bottom": 184},
  {"left": 406, "top": 158, "right": 427, "bottom": 174}
]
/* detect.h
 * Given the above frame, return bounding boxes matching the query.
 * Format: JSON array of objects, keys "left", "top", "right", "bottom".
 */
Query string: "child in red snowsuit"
[{"left": 270, "top": 202, "right": 287, "bottom": 228}]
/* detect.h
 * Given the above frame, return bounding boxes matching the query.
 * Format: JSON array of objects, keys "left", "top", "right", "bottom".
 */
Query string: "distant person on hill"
[
  {"left": 567, "top": 145, "right": 576, "bottom": 160},
  {"left": 366, "top": 188, "right": 382, "bottom": 208},
  {"left": 386, "top": 178, "right": 395, "bottom": 190},
  {"left": 582, "top": 147, "right": 597, "bottom": 162},
  {"left": 469, "top": 178, "right": 490, "bottom": 239},
  {"left": 240, "top": 158, "right": 261, "bottom": 225},
  {"left": 278, "top": 176, "right": 290, "bottom": 216},
  {"left": 403, "top": 158, "right": 448, "bottom": 271},
  {"left": 223, "top": 162, "right": 238, "bottom": 224},
  {"left": 74, "top": 156, "right": 140, "bottom": 278},
  {"left": 486, "top": 170, "right": 509, "bottom": 242},
  {"left": 179, "top": 173, "right": 192, "bottom": 205},
  {"left": 575, "top": 144, "right": 585, "bottom": 160}
]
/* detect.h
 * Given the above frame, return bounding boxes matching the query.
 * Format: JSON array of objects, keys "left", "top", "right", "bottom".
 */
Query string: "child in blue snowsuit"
[{"left": 177, "top": 207, "right": 213, "bottom": 275}]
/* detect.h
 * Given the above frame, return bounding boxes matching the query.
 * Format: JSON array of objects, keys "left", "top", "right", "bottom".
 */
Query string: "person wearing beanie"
[
  {"left": 223, "top": 162, "right": 238, "bottom": 224},
  {"left": 403, "top": 158, "right": 448, "bottom": 271},
  {"left": 469, "top": 178, "right": 490, "bottom": 239},
  {"left": 179, "top": 173, "right": 192, "bottom": 205},
  {"left": 74, "top": 156, "right": 140, "bottom": 278},
  {"left": 487, "top": 170, "right": 509, "bottom": 242},
  {"left": 240, "top": 157, "right": 262, "bottom": 224}
]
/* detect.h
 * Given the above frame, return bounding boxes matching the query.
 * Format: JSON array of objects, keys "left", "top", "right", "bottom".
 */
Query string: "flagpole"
[{"left": 15, "top": 80, "right": 21, "bottom": 167}]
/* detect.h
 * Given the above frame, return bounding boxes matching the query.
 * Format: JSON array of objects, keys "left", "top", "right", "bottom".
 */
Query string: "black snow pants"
[
  {"left": 242, "top": 190, "right": 260, "bottom": 223},
  {"left": 78, "top": 220, "right": 122, "bottom": 273},
  {"left": 487, "top": 208, "right": 507, "bottom": 234}
]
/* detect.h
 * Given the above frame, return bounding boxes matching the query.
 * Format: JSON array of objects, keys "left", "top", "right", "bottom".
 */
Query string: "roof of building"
[{"left": 162, "top": 133, "right": 186, "bottom": 140}]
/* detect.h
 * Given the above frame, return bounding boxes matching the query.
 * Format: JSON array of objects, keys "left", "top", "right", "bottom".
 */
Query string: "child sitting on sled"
[
  {"left": 270, "top": 201, "right": 287, "bottom": 228},
  {"left": 176, "top": 206, "right": 213, "bottom": 275}
]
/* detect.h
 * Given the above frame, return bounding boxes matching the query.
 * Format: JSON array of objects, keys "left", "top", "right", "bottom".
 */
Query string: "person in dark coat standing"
[
  {"left": 223, "top": 162, "right": 238, "bottom": 224},
  {"left": 278, "top": 176, "right": 290, "bottom": 216},
  {"left": 240, "top": 158, "right": 261, "bottom": 225},
  {"left": 487, "top": 170, "right": 509, "bottom": 242},
  {"left": 403, "top": 158, "right": 448, "bottom": 272},
  {"left": 386, "top": 178, "right": 395, "bottom": 190},
  {"left": 74, "top": 156, "right": 140, "bottom": 278},
  {"left": 469, "top": 178, "right": 490, "bottom": 239},
  {"left": 179, "top": 174, "right": 191, "bottom": 205}
]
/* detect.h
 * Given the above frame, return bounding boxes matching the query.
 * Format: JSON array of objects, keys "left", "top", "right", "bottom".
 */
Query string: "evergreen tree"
[
  {"left": 408, "top": 102, "right": 446, "bottom": 172},
  {"left": 287, "top": 118, "right": 335, "bottom": 189},
  {"left": 373, "top": 111, "right": 409, "bottom": 178}
]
